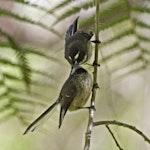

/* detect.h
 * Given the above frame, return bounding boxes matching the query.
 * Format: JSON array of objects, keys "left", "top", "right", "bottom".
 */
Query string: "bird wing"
[{"left": 59, "top": 78, "right": 77, "bottom": 128}]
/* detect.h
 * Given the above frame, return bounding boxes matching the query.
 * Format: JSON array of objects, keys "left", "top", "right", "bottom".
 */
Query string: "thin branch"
[
  {"left": 105, "top": 125, "right": 123, "bottom": 150},
  {"left": 94, "top": 120, "right": 150, "bottom": 144},
  {"left": 83, "top": 0, "right": 100, "bottom": 150}
]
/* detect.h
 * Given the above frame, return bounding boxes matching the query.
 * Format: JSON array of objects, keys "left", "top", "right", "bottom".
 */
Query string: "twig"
[
  {"left": 94, "top": 120, "right": 150, "bottom": 144},
  {"left": 83, "top": 0, "right": 100, "bottom": 150},
  {"left": 105, "top": 125, "right": 123, "bottom": 150}
]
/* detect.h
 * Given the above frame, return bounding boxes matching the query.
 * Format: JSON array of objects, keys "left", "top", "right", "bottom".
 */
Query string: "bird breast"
[{"left": 69, "top": 73, "right": 92, "bottom": 111}]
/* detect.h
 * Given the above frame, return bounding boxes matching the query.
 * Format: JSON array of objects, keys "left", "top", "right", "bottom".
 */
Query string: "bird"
[
  {"left": 65, "top": 17, "right": 93, "bottom": 65},
  {"left": 23, "top": 65, "right": 93, "bottom": 134}
]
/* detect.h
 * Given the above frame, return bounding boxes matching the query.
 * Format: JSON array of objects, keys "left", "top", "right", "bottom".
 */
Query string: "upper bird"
[
  {"left": 23, "top": 65, "right": 93, "bottom": 134},
  {"left": 65, "top": 17, "right": 93, "bottom": 65}
]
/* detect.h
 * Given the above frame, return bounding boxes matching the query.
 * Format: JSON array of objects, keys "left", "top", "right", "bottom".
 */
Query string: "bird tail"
[
  {"left": 65, "top": 16, "right": 79, "bottom": 39},
  {"left": 59, "top": 107, "right": 68, "bottom": 129},
  {"left": 23, "top": 100, "right": 59, "bottom": 135}
]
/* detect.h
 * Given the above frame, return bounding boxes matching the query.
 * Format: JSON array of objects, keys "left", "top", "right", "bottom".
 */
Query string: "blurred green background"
[{"left": 0, "top": 0, "right": 150, "bottom": 150}]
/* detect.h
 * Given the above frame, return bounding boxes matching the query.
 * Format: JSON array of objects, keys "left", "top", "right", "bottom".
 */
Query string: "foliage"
[{"left": 0, "top": 0, "right": 150, "bottom": 149}]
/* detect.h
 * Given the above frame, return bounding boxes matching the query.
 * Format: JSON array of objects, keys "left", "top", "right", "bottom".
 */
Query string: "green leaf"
[{"left": 0, "top": 29, "right": 31, "bottom": 92}]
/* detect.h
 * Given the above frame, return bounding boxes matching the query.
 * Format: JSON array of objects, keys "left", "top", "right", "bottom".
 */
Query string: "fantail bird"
[
  {"left": 23, "top": 65, "right": 93, "bottom": 134},
  {"left": 65, "top": 17, "right": 93, "bottom": 65}
]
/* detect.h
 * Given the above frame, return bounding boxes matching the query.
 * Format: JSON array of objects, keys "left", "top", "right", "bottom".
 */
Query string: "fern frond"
[
  {"left": 0, "top": 0, "right": 150, "bottom": 127},
  {"left": 7, "top": 0, "right": 53, "bottom": 14},
  {"left": 101, "top": 42, "right": 138, "bottom": 62},
  {"left": 48, "top": 0, "right": 72, "bottom": 14},
  {"left": 0, "top": 8, "right": 60, "bottom": 36},
  {"left": 52, "top": 1, "right": 94, "bottom": 26},
  {"left": 0, "top": 28, "right": 31, "bottom": 91}
]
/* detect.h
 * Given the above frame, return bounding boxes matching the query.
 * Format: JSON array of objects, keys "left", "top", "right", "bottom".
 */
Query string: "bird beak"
[
  {"left": 70, "top": 64, "right": 80, "bottom": 75},
  {"left": 88, "top": 31, "right": 94, "bottom": 38}
]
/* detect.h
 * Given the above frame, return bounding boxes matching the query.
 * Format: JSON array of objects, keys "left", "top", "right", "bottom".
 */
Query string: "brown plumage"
[{"left": 23, "top": 65, "right": 92, "bottom": 134}]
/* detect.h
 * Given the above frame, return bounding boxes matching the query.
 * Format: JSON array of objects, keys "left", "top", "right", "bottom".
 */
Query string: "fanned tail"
[
  {"left": 23, "top": 100, "right": 59, "bottom": 135},
  {"left": 59, "top": 107, "right": 68, "bottom": 129},
  {"left": 65, "top": 17, "right": 79, "bottom": 40}
]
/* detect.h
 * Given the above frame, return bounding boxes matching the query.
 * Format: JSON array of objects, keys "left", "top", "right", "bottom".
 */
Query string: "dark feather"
[
  {"left": 65, "top": 17, "right": 79, "bottom": 40},
  {"left": 23, "top": 100, "right": 59, "bottom": 134}
]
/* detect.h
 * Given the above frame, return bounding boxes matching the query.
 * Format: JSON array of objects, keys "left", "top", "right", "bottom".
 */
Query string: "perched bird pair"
[{"left": 24, "top": 17, "right": 93, "bottom": 134}]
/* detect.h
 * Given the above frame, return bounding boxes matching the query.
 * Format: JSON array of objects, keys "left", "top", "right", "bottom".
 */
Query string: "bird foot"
[
  {"left": 78, "top": 106, "right": 96, "bottom": 111},
  {"left": 93, "top": 83, "right": 100, "bottom": 90},
  {"left": 91, "top": 40, "right": 101, "bottom": 44},
  {"left": 92, "top": 61, "right": 100, "bottom": 67}
]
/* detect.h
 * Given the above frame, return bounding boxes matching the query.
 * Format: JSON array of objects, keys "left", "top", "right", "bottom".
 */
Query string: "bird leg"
[
  {"left": 92, "top": 60, "right": 100, "bottom": 67},
  {"left": 91, "top": 40, "right": 101, "bottom": 44},
  {"left": 77, "top": 106, "right": 96, "bottom": 111}
]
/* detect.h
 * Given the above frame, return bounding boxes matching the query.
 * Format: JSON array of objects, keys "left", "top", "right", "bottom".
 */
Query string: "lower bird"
[{"left": 23, "top": 65, "right": 93, "bottom": 134}]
